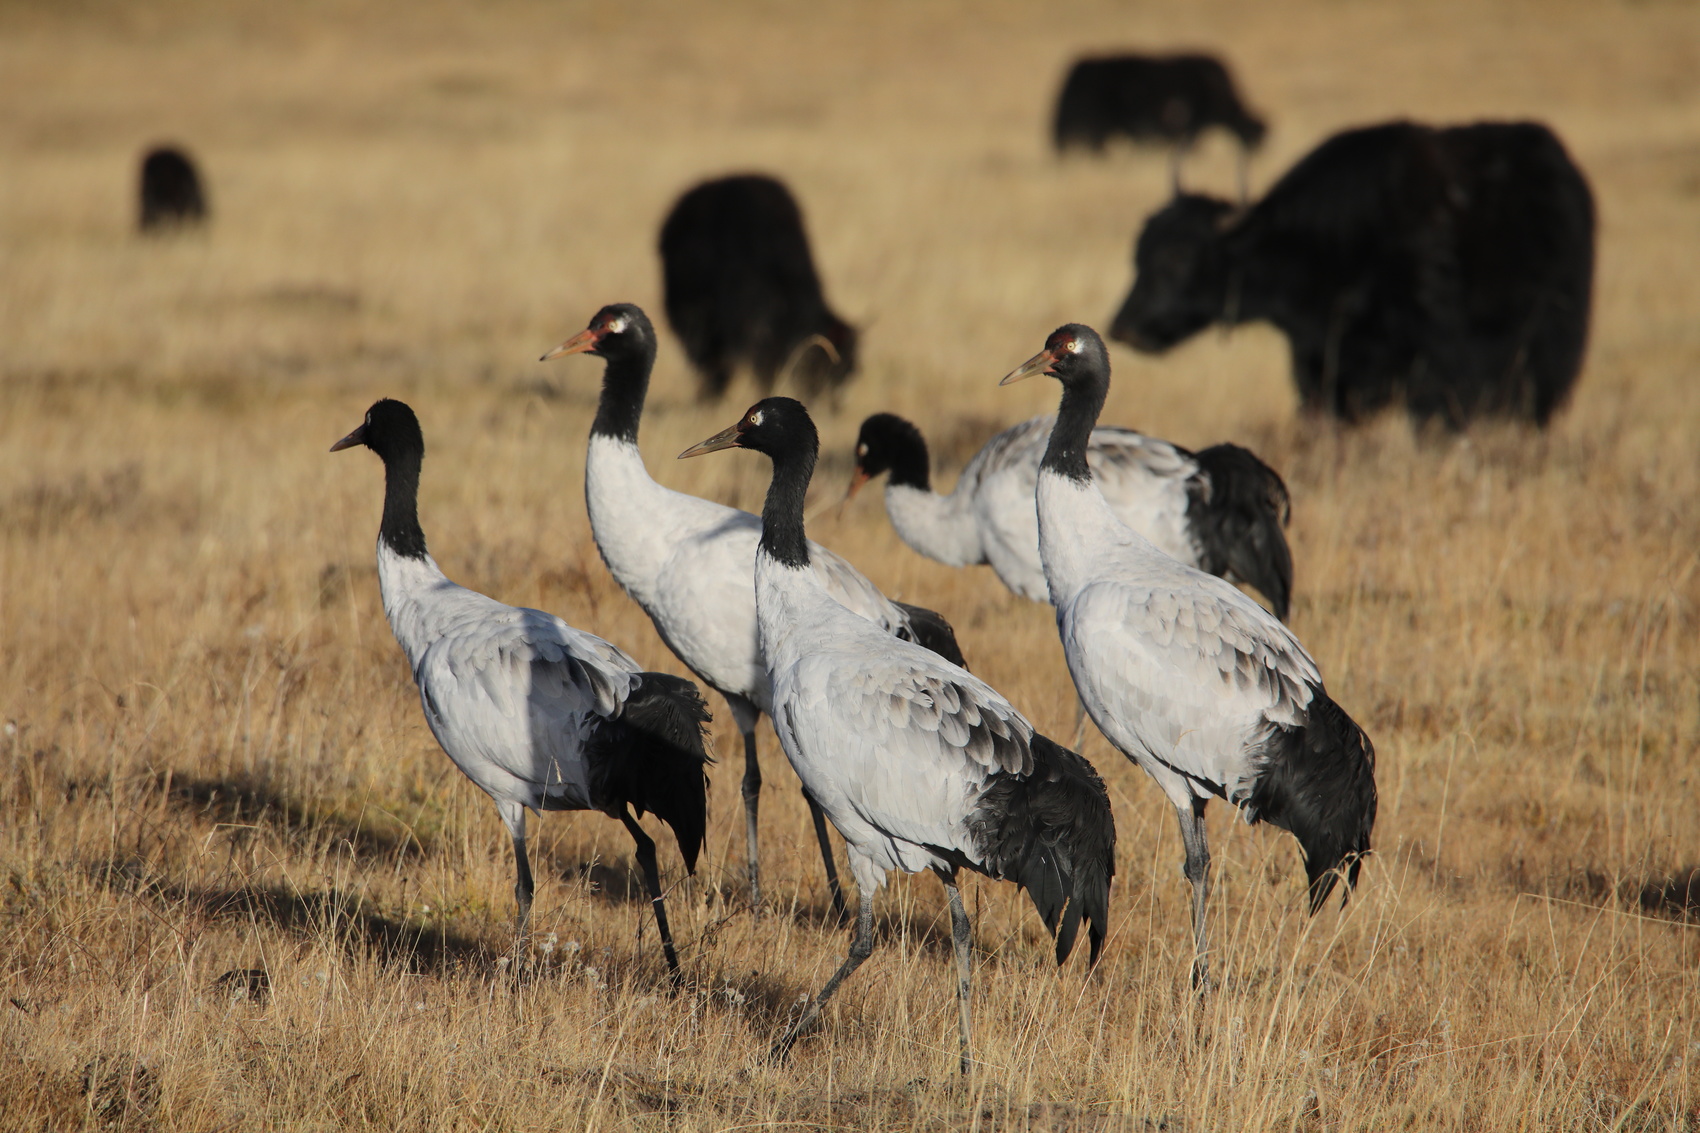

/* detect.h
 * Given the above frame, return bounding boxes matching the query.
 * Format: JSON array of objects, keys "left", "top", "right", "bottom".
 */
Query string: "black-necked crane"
[
  {"left": 541, "top": 304, "right": 964, "bottom": 917},
  {"left": 679, "top": 396, "right": 1115, "bottom": 1073},
  {"left": 332, "top": 398, "right": 711, "bottom": 977},
  {"left": 847, "top": 412, "right": 1293, "bottom": 619},
  {"left": 1002, "top": 326, "right": 1376, "bottom": 990}
]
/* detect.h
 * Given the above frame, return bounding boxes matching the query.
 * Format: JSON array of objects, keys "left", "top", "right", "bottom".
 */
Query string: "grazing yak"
[
  {"left": 658, "top": 174, "right": 857, "bottom": 402},
  {"left": 1053, "top": 53, "right": 1265, "bottom": 189},
  {"left": 1110, "top": 120, "right": 1595, "bottom": 428},
  {"left": 138, "top": 146, "right": 208, "bottom": 233}
]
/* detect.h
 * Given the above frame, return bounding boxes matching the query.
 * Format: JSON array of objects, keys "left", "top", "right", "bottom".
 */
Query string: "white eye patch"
[
  {"left": 607, "top": 317, "right": 628, "bottom": 334},
  {"left": 750, "top": 410, "right": 764, "bottom": 426},
  {"left": 856, "top": 443, "right": 868, "bottom": 457},
  {"left": 1066, "top": 338, "right": 1083, "bottom": 354}
]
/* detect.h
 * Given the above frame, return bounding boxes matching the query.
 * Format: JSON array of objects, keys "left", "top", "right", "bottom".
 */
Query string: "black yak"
[
  {"left": 658, "top": 174, "right": 857, "bottom": 402},
  {"left": 138, "top": 146, "right": 208, "bottom": 233},
  {"left": 1110, "top": 120, "right": 1595, "bottom": 428},
  {"left": 1053, "top": 53, "right": 1266, "bottom": 190}
]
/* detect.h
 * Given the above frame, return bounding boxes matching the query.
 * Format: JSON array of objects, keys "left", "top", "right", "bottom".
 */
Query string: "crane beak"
[
  {"left": 329, "top": 424, "right": 367, "bottom": 452},
  {"left": 811, "top": 466, "right": 871, "bottom": 523},
  {"left": 540, "top": 327, "right": 599, "bottom": 362},
  {"left": 805, "top": 492, "right": 851, "bottom": 526},
  {"left": 999, "top": 348, "right": 1056, "bottom": 386},
  {"left": 844, "top": 466, "right": 871, "bottom": 502},
  {"left": 678, "top": 422, "right": 743, "bottom": 459}
]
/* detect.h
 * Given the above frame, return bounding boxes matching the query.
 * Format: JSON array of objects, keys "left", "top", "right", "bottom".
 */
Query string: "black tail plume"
[
  {"left": 588, "top": 672, "right": 713, "bottom": 873},
  {"left": 968, "top": 734, "right": 1116, "bottom": 966},
  {"left": 1248, "top": 690, "right": 1376, "bottom": 912},
  {"left": 891, "top": 600, "right": 967, "bottom": 669},
  {"left": 1188, "top": 443, "right": 1294, "bottom": 621}
]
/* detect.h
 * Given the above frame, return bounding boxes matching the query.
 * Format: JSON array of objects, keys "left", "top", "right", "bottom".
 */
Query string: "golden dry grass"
[{"left": 1, "top": 0, "right": 1698, "bottom": 1128}]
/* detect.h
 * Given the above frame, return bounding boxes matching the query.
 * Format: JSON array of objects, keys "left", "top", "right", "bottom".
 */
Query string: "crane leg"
[
  {"left": 942, "top": 871, "right": 974, "bottom": 1076},
  {"left": 498, "top": 801, "right": 534, "bottom": 950},
  {"left": 1175, "top": 799, "right": 1213, "bottom": 993},
  {"left": 512, "top": 835, "right": 535, "bottom": 938},
  {"left": 770, "top": 889, "right": 875, "bottom": 1062},
  {"left": 1071, "top": 693, "right": 1090, "bottom": 750},
  {"left": 805, "top": 792, "right": 849, "bottom": 921},
  {"left": 740, "top": 727, "right": 763, "bottom": 912},
  {"left": 621, "top": 809, "right": 683, "bottom": 984}
]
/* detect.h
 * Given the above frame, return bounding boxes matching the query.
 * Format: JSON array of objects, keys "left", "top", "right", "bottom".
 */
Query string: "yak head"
[{"left": 1109, "top": 193, "right": 1239, "bottom": 353}]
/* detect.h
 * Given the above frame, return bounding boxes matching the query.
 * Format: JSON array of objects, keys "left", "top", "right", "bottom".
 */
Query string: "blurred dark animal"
[
  {"left": 1110, "top": 120, "right": 1595, "bottom": 428},
  {"left": 658, "top": 174, "right": 857, "bottom": 402},
  {"left": 1053, "top": 53, "right": 1266, "bottom": 189},
  {"left": 138, "top": 146, "right": 208, "bottom": 233}
]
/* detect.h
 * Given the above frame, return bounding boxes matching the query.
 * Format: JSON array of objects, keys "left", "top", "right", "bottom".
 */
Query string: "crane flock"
[
  {"left": 679, "top": 396, "right": 1114, "bottom": 1072},
  {"left": 333, "top": 304, "right": 1376, "bottom": 1070},
  {"left": 1002, "top": 325, "right": 1376, "bottom": 988},
  {"left": 846, "top": 410, "right": 1293, "bottom": 619},
  {"left": 540, "top": 303, "right": 964, "bottom": 918}
]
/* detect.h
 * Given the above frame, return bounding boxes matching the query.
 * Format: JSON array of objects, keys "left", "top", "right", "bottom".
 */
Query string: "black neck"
[
  {"left": 760, "top": 446, "right": 814, "bottom": 569},
  {"left": 1040, "top": 377, "right": 1107, "bottom": 484},
  {"left": 591, "top": 351, "right": 651, "bottom": 444},
  {"left": 380, "top": 450, "right": 428, "bottom": 559},
  {"left": 888, "top": 434, "right": 931, "bottom": 491}
]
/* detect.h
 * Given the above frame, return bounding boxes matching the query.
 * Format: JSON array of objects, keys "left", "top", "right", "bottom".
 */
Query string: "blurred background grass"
[{"left": 0, "top": 0, "right": 1696, "bottom": 1128}]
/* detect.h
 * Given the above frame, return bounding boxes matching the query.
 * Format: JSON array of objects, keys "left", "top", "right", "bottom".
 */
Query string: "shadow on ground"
[
  {"left": 1619, "top": 866, "right": 1699, "bottom": 921},
  {"left": 1549, "top": 864, "right": 1700, "bottom": 923},
  {"left": 160, "top": 772, "right": 428, "bottom": 864},
  {"left": 93, "top": 858, "right": 492, "bottom": 975}
]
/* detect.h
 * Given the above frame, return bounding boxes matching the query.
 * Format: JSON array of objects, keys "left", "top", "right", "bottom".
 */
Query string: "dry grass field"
[{"left": 2, "top": 0, "right": 1698, "bottom": 1128}]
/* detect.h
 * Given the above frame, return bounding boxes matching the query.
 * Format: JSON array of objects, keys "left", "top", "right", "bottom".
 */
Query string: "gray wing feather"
[
  {"left": 904, "top": 668, "right": 1023, "bottom": 772},
  {"left": 1075, "top": 579, "right": 1315, "bottom": 713},
  {"left": 969, "top": 417, "right": 1195, "bottom": 492},
  {"left": 800, "top": 649, "right": 1033, "bottom": 778},
  {"left": 810, "top": 544, "right": 906, "bottom": 628},
  {"left": 416, "top": 605, "right": 643, "bottom": 792},
  {"left": 959, "top": 417, "right": 1053, "bottom": 492},
  {"left": 1064, "top": 578, "right": 1317, "bottom": 792},
  {"left": 775, "top": 644, "right": 1035, "bottom": 857},
  {"left": 1086, "top": 427, "right": 1197, "bottom": 485}
]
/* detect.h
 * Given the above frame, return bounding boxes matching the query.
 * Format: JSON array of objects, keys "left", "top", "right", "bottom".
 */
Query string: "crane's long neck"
[
  {"left": 761, "top": 446, "right": 815, "bottom": 570},
  {"left": 885, "top": 432, "right": 932, "bottom": 493},
  {"left": 1040, "top": 374, "right": 1108, "bottom": 485},
  {"left": 885, "top": 483, "right": 983, "bottom": 567},
  {"left": 1036, "top": 369, "right": 1134, "bottom": 605},
  {"left": 879, "top": 427, "right": 982, "bottom": 566},
  {"left": 583, "top": 342, "right": 706, "bottom": 611},
  {"left": 379, "top": 450, "right": 428, "bottom": 560},
  {"left": 591, "top": 350, "right": 651, "bottom": 444},
  {"left": 373, "top": 446, "right": 452, "bottom": 669}
]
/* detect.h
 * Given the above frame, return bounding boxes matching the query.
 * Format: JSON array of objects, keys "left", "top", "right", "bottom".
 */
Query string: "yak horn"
[{"left": 779, "top": 334, "right": 842, "bottom": 390}]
